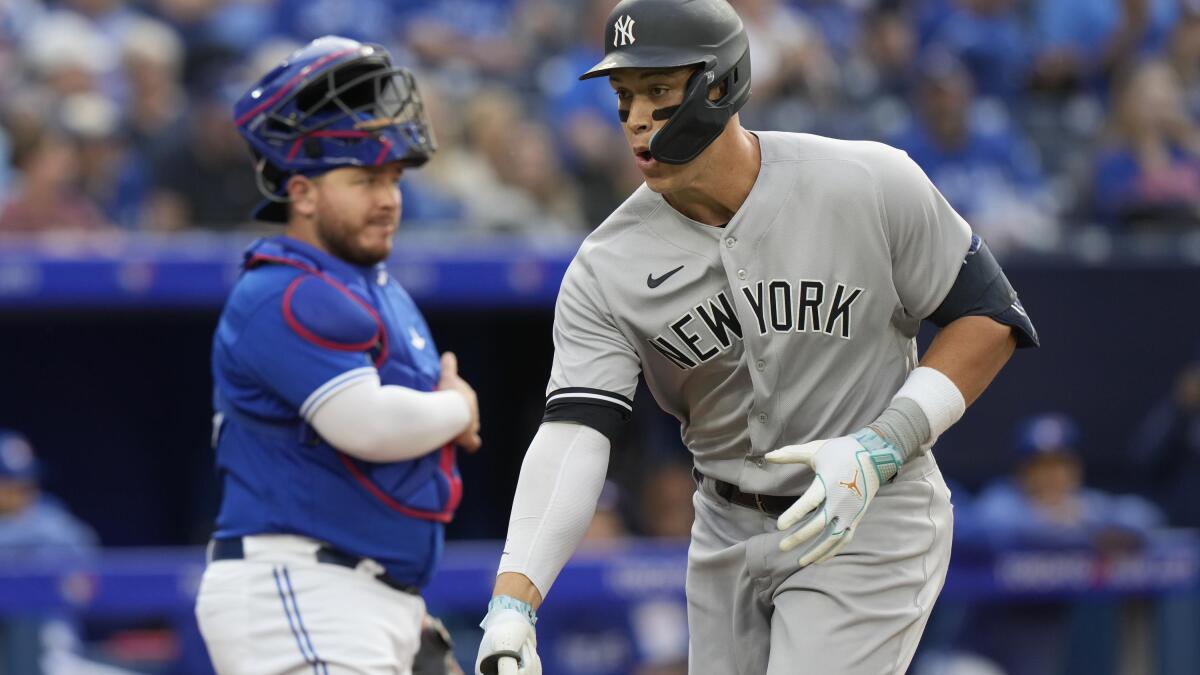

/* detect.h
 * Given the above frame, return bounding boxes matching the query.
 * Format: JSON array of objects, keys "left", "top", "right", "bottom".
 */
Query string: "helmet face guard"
[
  {"left": 234, "top": 37, "right": 436, "bottom": 222},
  {"left": 647, "top": 49, "right": 750, "bottom": 164}
]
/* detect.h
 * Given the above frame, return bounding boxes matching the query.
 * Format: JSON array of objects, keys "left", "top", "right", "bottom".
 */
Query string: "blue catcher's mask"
[{"left": 233, "top": 36, "right": 437, "bottom": 222}]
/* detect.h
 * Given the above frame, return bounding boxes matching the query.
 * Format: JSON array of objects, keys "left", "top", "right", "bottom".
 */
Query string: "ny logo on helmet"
[{"left": 613, "top": 15, "right": 636, "bottom": 47}]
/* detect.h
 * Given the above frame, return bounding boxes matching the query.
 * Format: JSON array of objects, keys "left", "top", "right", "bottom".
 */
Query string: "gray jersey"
[{"left": 546, "top": 131, "right": 971, "bottom": 495}]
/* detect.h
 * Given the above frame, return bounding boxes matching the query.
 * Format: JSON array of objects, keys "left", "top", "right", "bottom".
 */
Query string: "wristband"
[{"left": 486, "top": 595, "right": 538, "bottom": 626}]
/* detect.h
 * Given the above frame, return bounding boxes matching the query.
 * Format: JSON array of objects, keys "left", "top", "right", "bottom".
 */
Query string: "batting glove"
[
  {"left": 476, "top": 596, "right": 541, "bottom": 675},
  {"left": 765, "top": 429, "right": 904, "bottom": 567}
]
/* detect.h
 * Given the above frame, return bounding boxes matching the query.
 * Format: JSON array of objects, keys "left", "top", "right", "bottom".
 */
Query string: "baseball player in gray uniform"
[{"left": 475, "top": 1, "right": 1038, "bottom": 673}]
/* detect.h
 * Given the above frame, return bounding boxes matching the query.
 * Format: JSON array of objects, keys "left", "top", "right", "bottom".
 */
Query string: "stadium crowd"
[{"left": 0, "top": 0, "right": 1198, "bottom": 249}]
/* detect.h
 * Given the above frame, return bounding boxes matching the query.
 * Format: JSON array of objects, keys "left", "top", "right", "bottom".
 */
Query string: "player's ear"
[{"left": 286, "top": 174, "right": 318, "bottom": 219}]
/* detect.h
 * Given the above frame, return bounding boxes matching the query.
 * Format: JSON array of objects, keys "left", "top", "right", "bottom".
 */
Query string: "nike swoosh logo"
[{"left": 647, "top": 265, "right": 684, "bottom": 289}]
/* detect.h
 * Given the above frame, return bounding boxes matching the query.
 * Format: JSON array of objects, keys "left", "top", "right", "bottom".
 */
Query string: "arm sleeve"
[
  {"left": 497, "top": 421, "right": 611, "bottom": 598},
  {"left": 871, "top": 146, "right": 974, "bottom": 320},
  {"left": 543, "top": 255, "right": 641, "bottom": 442},
  {"left": 307, "top": 374, "right": 470, "bottom": 462}
]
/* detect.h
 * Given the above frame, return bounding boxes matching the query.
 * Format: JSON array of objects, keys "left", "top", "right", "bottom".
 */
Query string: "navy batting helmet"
[
  {"left": 580, "top": 0, "right": 751, "bottom": 164},
  {"left": 233, "top": 36, "right": 436, "bottom": 222}
]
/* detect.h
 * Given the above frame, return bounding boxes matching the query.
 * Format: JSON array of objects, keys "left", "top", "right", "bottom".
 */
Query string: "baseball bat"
[{"left": 497, "top": 656, "right": 519, "bottom": 675}]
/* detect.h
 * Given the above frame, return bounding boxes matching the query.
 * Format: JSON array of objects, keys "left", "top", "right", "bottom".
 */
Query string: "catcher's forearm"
[{"left": 494, "top": 421, "right": 611, "bottom": 605}]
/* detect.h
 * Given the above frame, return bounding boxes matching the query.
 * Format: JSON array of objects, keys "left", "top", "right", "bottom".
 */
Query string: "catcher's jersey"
[{"left": 545, "top": 131, "right": 972, "bottom": 495}]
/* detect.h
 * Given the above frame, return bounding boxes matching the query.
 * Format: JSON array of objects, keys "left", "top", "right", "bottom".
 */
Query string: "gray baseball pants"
[{"left": 686, "top": 453, "right": 954, "bottom": 675}]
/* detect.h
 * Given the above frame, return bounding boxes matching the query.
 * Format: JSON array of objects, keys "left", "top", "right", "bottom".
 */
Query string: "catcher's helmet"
[
  {"left": 233, "top": 36, "right": 436, "bottom": 222},
  {"left": 580, "top": 0, "right": 750, "bottom": 164}
]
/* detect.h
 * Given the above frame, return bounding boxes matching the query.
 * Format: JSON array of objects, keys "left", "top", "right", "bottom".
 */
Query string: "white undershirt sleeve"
[
  {"left": 306, "top": 371, "right": 470, "bottom": 463},
  {"left": 497, "top": 421, "right": 611, "bottom": 598}
]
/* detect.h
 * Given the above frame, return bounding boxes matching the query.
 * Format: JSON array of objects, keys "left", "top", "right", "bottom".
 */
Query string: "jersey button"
[
  {"left": 755, "top": 360, "right": 766, "bottom": 371},
  {"left": 757, "top": 412, "right": 768, "bottom": 423},
  {"left": 725, "top": 236, "right": 737, "bottom": 248},
  {"left": 736, "top": 269, "right": 747, "bottom": 280}
]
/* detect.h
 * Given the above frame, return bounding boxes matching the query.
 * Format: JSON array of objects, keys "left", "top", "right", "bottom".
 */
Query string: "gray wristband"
[{"left": 869, "top": 397, "right": 931, "bottom": 460}]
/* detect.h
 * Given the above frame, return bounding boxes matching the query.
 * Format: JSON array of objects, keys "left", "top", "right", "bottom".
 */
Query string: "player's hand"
[
  {"left": 476, "top": 602, "right": 541, "bottom": 675},
  {"left": 439, "top": 352, "right": 482, "bottom": 452},
  {"left": 765, "top": 429, "right": 904, "bottom": 567}
]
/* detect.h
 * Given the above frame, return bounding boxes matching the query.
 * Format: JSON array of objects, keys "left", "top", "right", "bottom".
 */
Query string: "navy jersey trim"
[{"left": 544, "top": 388, "right": 632, "bottom": 442}]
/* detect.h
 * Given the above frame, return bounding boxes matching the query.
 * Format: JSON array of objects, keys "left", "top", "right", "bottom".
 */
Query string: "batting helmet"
[
  {"left": 579, "top": 0, "right": 751, "bottom": 164},
  {"left": 233, "top": 36, "right": 436, "bottom": 222}
]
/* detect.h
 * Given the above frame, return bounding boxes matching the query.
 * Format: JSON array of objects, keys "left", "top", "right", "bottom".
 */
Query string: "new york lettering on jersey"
[
  {"left": 547, "top": 132, "right": 970, "bottom": 494},
  {"left": 650, "top": 280, "right": 866, "bottom": 370}
]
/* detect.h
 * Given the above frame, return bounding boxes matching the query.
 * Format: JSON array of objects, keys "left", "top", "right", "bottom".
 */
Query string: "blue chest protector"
[{"left": 210, "top": 236, "right": 460, "bottom": 586}]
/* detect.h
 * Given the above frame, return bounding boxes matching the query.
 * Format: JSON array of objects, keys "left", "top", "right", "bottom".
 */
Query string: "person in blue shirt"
[
  {"left": 194, "top": 36, "right": 481, "bottom": 675},
  {"left": 918, "top": 0, "right": 1032, "bottom": 101},
  {"left": 971, "top": 413, "right": 1163, "bottom": 549},
  {"left": 1090, "top": 59, "right": 1200, "bottom": 230},
  {"left": 891, "top": 52, "right": 1058, "bottom": 253},
  {"left": 0, "top": 430, "right": 97, "bottom": 559},
  {"left": 958, "top": 413, "right": 1164, "bottom": 675},
  {"left": 0, "top": 430, "right": 99, "bottom": 675},
  {"left": 1033, "top": 0, "right": 1178, "bottom": 91}
]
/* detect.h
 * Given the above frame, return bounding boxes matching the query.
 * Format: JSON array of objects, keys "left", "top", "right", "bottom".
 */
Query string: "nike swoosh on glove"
[{"left": 765, "top": 429, "right": 904, "bottom": 567}]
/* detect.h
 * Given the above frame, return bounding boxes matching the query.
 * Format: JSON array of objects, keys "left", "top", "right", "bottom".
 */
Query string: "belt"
[
  {"left": 693, "top": 467, "right": 796, "bottom": 517},
  {"left": 209, "top": 537, "right": 420, "bottom": 596}
]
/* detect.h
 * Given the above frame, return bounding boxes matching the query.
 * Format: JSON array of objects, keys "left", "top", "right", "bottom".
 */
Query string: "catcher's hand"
[
  {"left": 765, "top": 429, "right": 904, "bottom": 567},
  {"left": 476, "top": 599, "right": 540, "bottom": 675},
  {"left": 413, "top": 614, "right": 464, "bottom": 674}
]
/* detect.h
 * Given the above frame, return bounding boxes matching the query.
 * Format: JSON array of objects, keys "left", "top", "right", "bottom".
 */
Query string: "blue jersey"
[{"left": 210, "top": 235, "right": 461, "bottom": 587}]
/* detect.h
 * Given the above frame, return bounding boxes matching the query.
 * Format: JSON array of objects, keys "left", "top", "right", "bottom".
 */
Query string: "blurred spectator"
[
  {"left": 791, "top": 0, "right": 863, "bottom": 61},
  {"left": 1173, "top": 1, "right": 1200, "bottom": 119},
  {"left": 840, "top": 1, "right": 919, "bottom": 139},
  {"left": 737, "top": 0, "right": 837, "bottom": 104},
  {"left": 0, "top": 121, "right": 112, "bottom": 233},
  {"left": 403, "top": 0, "right": 525, "bottom": 80},
  {"left": 892, "top": 53, "right": 1058, "bottom": 253},
  {"left": 61, "top": 93, "right": 148, "bottom": 230},
  {"left": 144, "top": 93, "right": 260, "bottom": 231},
  {"left": 436, "top": 89, "right": 585, "bottom": 233},
  {"left": 959, "top": 413, "right": 1164, "bottom": 675},
  {"left": 0, "top": 431, "right": 119, "bottom": 675},
  {"left": 392, "top": 80, "right": 468, "bottom": 228},
  {"left": 1033, "top": 0, "right": 1179, "bottom": 93},
  {"left": 971, "top": 413, "right": 1164, "bottom": 550},
  {"left": 273, "top": 0, "right": 397, "bottom": 47},
  {"left": 540, "top": 0, "right": 641, "bottom": 227},
  {"left": 0, "top": 430, "right": 96, "bottom": 558},
  {"left": 1091, "top": 59, "right": 1200, "bottom": 230},
  {"left": 21, "top": 10, "right": 116, "bottom": 99},
  {"left": 119, "top": 15, "right": 188, "bottom": 146},
  {"left": 918, "top": 0, "right": 1031, "bottom": 101},
  {"left": 1132, "top": 356, "right": 1200, "bottom": 527}
]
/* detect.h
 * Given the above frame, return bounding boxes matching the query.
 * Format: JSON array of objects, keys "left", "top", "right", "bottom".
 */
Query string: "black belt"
[
  {"left": 209, "top": 537, "right": 420, "bottom": 596},
  {"left": 693, "top": 467, "right": 796, "bottom": 517}
]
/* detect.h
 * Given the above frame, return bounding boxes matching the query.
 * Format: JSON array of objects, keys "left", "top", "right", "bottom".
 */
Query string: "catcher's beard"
[{"left": 314, "top": 214, "right": 393, "bottom": 267}]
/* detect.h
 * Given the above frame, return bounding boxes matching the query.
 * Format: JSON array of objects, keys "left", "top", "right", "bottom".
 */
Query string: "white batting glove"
[
  {"left": 476, "top": 597, "right": 541, "bottom": 675},
  {"left": 765, "top": 429, "right": 904, "bottom": 567}
]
